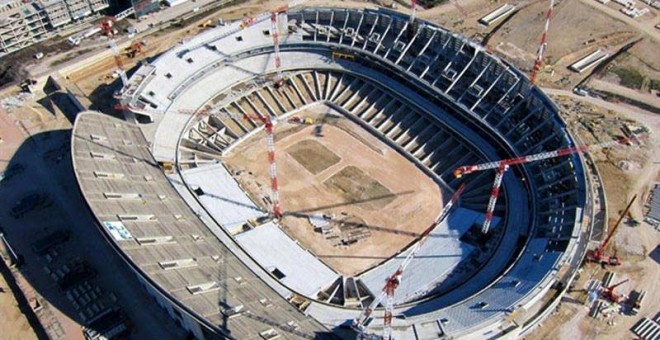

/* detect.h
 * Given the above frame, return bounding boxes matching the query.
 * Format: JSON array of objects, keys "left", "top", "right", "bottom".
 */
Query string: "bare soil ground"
[
  {"left": 531, "top": 90, "right": 659, "bottom": 340},
  {"left": 224, "top": 105, "right": 444, "bottom": 275},
  {"left": 491, "top": 0, "right": 631, "bottom": 71},
  {"left": 0, "top": 264, "right": 38, "bottom": 340},
  {"left": 0, "top": 106, "right": 27, "bottom": 171}
]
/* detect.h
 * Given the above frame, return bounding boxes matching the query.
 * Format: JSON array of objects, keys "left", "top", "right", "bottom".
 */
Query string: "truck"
[
  {"left": 630, "top": 290, "right": 646, "bottom": 315},
  {"left": 68, "top": 26, "right": 102, "bottom": 46},
  {"left": 83, "top": 26, "right": 102, "bottom": 38},
  {"left": 10, "top": 193, "right": 53, "bottom": 218}
]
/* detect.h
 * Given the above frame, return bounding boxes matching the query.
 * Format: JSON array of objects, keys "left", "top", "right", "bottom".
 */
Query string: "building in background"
[
  {"left": 0, "top": 0, "right": 110, "bottom": 56},
  {"left": 0, "top": 1, "right": 49, "bottom": 54},
  {"left": 130, "top": 0, "right": 158, "bottom": 19}
]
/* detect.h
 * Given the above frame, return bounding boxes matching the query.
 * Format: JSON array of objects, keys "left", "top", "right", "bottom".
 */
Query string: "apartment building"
[
  {"left": 0, "top": 1, "right": 49, "bottom": 55},
  {"left": 0, "top": 0, "right": 110, "bottom": 56}
]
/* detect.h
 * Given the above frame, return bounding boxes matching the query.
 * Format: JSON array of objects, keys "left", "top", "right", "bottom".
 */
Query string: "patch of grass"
[
  {"left": 324, "top": 166, "right": 395, "bottom": 211},
  {"left": 612, "top": 67, "right": 645, "bottom": 90},
  {"left": 287, "top": 140, "right": 341, "bottom": 174}
]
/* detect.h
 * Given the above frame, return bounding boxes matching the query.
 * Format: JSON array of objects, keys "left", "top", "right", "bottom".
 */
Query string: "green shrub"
[
  {"left": 612, "top": 67, "right": 644, "bottom": 89},
  {"left": 650, "top": 79, "right": 660, "bottom": 91}
]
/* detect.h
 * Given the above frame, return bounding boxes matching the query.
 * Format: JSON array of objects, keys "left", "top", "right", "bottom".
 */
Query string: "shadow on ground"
[{"left": 0, "top": 129, "right": 184, "bottom": 339}]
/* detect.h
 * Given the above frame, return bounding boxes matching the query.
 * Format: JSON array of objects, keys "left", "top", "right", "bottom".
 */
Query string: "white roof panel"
[
  {"left": 182, "top": 163, "right": 265, "bottom": 230},
  {"left": 236, "top": 222, "right": 339, "bottom": 297}
]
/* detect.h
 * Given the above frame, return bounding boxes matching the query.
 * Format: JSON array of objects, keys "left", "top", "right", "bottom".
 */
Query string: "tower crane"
[
  {"left": 353, "top": 184, "right": 466, "bottom": 339},
  {"left": 101, "top": 18, "right": 129, "bottom": 87},
  {"left": 410, "top": 0, "right": 417, "bottom": 23},
  {"left": 270, "top": 8, "right": 284, "bottom": 86},
  {"left": 601, "top": 279, "right": 629, "bottom": 303},
  {"left": 586, "top": 194, "right": 637, "bottom": 266},
  {"left": 242, "top": 113, "right": 283, "bottom": 219},
  {"left": 453, "top": 136, "right": 638, "bottom": 234},
  {"left": 529, "top": 0, "right": 555, "bottom": 84},
  {"left": 238, "top": 1, "right": 304, "bottom": 84}
]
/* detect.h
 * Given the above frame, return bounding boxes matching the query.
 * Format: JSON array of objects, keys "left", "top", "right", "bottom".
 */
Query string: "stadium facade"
[{"left": 71, "top": 7, "right": 591, "bottom": 339}]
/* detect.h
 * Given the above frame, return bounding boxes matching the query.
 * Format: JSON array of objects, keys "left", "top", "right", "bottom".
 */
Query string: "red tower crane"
[
  {"left": 101, "top": 18, "right": 129, "bottom": 87},
  {"left": 602, "top": 279, "right": 629, "bottom": 303},
  {"left": 586, "top": 194, "right": 637, "bottom": 266},
  {"left": 353, "top": 184, "right": 466, "bottom": 339},
  {"left": 453, "top": 136, "right": 637, "bottom": 234},
  {"left": 270, "top": 5, "right": 287, "bottom": 86},
  {"left": 529, "top": 0, "right": 555, "bottom": 84},
  {"left": 242, "top": 113, "right": 283, "bottom": 218},
  {"left": 238, "top": 1, "right": 304, "bottom": 84},
  {"left": 410, "top": 0, "right": 417, "bottom": 23}
]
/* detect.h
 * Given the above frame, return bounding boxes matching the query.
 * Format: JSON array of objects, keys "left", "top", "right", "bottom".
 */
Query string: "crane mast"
[
  {"left": 410, "top": 0, "right": 417, "bottom": 23},
  {"left": 530, "top": 0, "right": 555, "bottom": 84},
  {"left": 482, "top": 165, "right": 507, "bottom": 234},
  {"left": 353, "top": 184, "right": 466, "bottom": 338},
  {"left": 102, "top": 19, "right": 129, "bottom": 87},
  {"left": 243, "top": 114, "right": 283, "bottom": 218},
  {"left": 453, "top": 136, "right": 637, "bottom": 234},
  {"left": 270, "top": 7, "right": 285, "bottom": 85},
  {"left": 587, "top": 194, "right": 636, "bottom": 265}
]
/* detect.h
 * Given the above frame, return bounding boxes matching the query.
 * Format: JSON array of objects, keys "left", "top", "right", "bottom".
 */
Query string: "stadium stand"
[
  {"left": 72, "top": 111, "right": 332, "bottom": 339},
  {"left": 88, "top": 6, "right": 590, "bottom": 339}
]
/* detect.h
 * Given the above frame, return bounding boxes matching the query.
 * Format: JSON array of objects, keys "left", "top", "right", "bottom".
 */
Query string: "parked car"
[{"left": 10, "top": 193, "right": 52, "bottom": 218}]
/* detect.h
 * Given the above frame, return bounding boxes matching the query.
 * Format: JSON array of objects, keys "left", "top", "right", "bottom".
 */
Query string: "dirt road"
[
  {"left": 590, "top": 79, "right": 660, "bottom": 111},
  {"left": 578, "top": 0, "right": 660, "bottom": 43}
]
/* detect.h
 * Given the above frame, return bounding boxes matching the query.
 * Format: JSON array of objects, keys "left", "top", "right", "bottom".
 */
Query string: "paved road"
[
  {"left": 27, "top": 0, "right": 234, "bottom": 79},
  {"left": 132, "top": 0, "right": 222, "bottom": 33}
]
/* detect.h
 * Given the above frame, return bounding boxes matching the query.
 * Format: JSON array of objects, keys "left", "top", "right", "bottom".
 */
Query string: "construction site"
[{"left": 0, "top": 0, "right": 658, "bottom": 339}]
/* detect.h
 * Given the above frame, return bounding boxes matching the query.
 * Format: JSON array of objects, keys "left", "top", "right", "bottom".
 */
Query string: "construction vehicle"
[
  {"left": 630, "top": 290, "right": 646, "bottom": 315},
  {"left": 331, "top": 51, "right": 355, "bottom": 61},
  {"left": 287, "top": 116, "right": 315, "bottom": 125},
  {"left": 353, "top": 184, "right": 466, "bottom": 339},
  {"left": 453, "top": 136, "right": 638, "bottom": 234},
  {"left": 586, "top": 194, "right": 637, "bottom": 266},
  {"left": 158, "top": 161, "right": 174, "bottom": 174},
  {"left": 199, "top": 19, "right": 216, "bottom": 29},
  {"left": 601, "top": 279, "right": 629, "bottom": 303},
  {"left": 125, "top": 41, "right": 142, "bottom": 58},
  {"left": 289, "top": 295, "right": 310, "bottom": 311}
]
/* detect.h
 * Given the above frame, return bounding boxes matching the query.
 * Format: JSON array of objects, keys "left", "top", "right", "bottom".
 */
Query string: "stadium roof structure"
[
  {"left": 71, "top": 6, "right": 592, "bottom": 339},
  {"left": 72, "top": 111, "right": 333, "bottom": 339}
]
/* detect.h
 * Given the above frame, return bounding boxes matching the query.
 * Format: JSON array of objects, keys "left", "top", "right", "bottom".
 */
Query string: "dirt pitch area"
[
  {"left": 224, "top": 104, "right": 445, "bottom": 275},
  {"left": 287, "top": 139, "right": 341, "bottom": 175}
]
